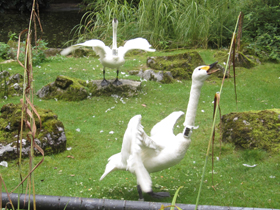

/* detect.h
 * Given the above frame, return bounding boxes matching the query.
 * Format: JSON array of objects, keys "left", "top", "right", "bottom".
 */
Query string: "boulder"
[
  {"left": 37, "top": 75, "right": 141, "bottom": 101},
  {"left": 146, "top": 51, "right": 204, "bottom": 80},
  {"left": 0, "top": 103, "right": 66, "bottom": 161},
  {"left": 220, "top": 109, "right": 280, "bottom": 153},
  {"left": 213, "top": 50, "right": 261, "bottom": 69},
  {"left": 0, "top": 72, "right": 23, "bottom": 98},
  {"left": 89, "top": 79, "right": 141, "bottom": 97},
  {"left": 129, "top": 69, "right": 173, "bottom": 83}
]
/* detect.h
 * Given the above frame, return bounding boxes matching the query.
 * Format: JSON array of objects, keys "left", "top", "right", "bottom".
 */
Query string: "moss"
[
  {"left": 160, "top": 72, "right": 174, "bottom": 84},
  {"left": 0, "top": 73, "right": 24, "bottom": 98},
  {"left": 147, "top": 51, "right": 204, "bottom": 80},
  {"left": 0, "top": 103, "right": 66, "bottom": 160},
  {"left": 213, "top": 50, "right": 259, "bottom": 69},
  {"left": 38, "top": 75, "right": 89, "bottom": 101},
  {"left": 220, "top": 109, "right": 280, "bottom": 153},
  {"left": 38, "top": 76, "right": 141, "bottom": 100}
]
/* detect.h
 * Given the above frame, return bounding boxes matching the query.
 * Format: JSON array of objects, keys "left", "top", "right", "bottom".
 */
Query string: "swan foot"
[
  {"left": 101, "top": 79, "right": 110, "bottom": 87},
  {"left": 147, "top": 191, "right": 170, "bottom": 199},
  {"left": 112, "top": 78, "right": 122, "bottom": 86}
]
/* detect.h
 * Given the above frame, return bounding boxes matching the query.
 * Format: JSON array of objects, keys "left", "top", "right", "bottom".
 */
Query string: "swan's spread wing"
[
  {"left": 61, "top": 39, "right": 108, "bottom": 57},
  {"left": 118, "top": 38, "right": 155, "bottom": 57},
  {"left": 121, "top": 115, "right": 159, "bottom": 193},
  {"left": 150, "top": 111, "right": 184, "bottom": 137},
  {"left": 121, "top": 115, "right": 159, "bottom": 164}
]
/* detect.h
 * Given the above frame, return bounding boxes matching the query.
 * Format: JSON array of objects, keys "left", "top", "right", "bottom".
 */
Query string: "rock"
[
  {"left": 89, "top": 79, "right": 141, "bottom": 97},
  {"left": 37, "top": 75, "right": 89, "bottom": 101},
  {"left": 0, "top": 73, "right": 23, "bottom": 98},
  {"left": 0, "top": 103, "right": 67, "bottom": 161},
  {"left": 213, "top": 50, "right": 260, "bottom": 69},
  {"left": 220, "top": 109, "right": 280, "bottom": 153},
  {"left": 134, "top": 69, "right": 173, "bottom": 83},
  {"left": 146, "top": 52, "right": 205, "bottom": 80},
  {"left": 215, "top": 64, "right": 230, "bottom": 78},
  {"left": 37, "top": 75, "right": 141, "bottom": 100},
  {"left": 0, "top": 70, "right": 10, "bottom": 79}
]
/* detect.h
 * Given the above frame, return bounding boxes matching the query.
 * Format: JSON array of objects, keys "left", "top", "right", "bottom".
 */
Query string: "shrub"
[
  {"left": 242, "top": 0, "right": 280, "bottom": 62},
  {"left": 0, "top": 42, "right": 10, "bottom": 59}
]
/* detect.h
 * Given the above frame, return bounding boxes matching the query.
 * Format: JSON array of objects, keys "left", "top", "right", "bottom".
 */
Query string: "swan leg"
[
  {"left": 147, "top": 191, "right": 170, "bottom": 199},
  {"left": 137, "top": 185, "right": 144, "bottom": 201},
  {"left": 101, "top": 67, "right": 110, "bottom": 87},
  {"left": 137, "top": 185, "right": 170, "bottom": 200},
  {"left": 112, "top": 69, "right": 122, "bottom": 86}
]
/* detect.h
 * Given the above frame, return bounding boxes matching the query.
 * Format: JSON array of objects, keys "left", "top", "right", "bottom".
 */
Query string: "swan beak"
[{"left": 206, "top": 61, "right": 219, "bottom": 75}]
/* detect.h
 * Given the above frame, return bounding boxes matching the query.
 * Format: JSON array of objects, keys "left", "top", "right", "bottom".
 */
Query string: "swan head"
[
  {"left": 192, "top": 62, "right": 218, "bottom": 82},
  {"left": 112, "top": 18, "right": 118, "bottom": 28}
]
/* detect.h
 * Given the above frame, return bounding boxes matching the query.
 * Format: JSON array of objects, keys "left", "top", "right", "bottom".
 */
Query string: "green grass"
[{"left": 1, "top": 50, "right": 280, "bottom": 208}]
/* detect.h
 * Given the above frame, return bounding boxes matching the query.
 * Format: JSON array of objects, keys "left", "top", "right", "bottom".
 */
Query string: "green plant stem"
[{"left": 194, "top": 12, "right": 241, "bottom": 210}]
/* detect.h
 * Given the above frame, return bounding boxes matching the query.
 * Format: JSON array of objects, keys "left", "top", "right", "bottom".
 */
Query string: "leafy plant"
[
  {"left": 0, "top": 42, "right": 9, "bottom": 59},
  {"left": 71, "top": 0, "right": 242, "bottom": 49},
  {"left": 242, "top": 0, "right": 280, "bottom": 61}
]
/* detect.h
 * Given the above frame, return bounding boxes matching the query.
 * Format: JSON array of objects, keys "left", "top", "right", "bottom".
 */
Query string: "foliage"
[
  {"left": 0, "top": 42, "right": 9, "bottom": 59},
  {"left": 0, "top": 37, "right": 48, "bottom": 65},
  {"left": 242, "top": 0, "right": 280, "bottom": 62},
  {"left": 71, "top": 0, "right": 242, "bottom": 49},
  {"left": 0, "top": 0, "right": 50, "bottom": 13}
]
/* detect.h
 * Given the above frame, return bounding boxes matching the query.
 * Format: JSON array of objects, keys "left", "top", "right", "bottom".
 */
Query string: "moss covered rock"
[
  {"left": 133, "top": 69, "right": 174, "bottom": 84},
  {"left": 89, "top": 79, "right": 141, "bottom": 97},
  {"left": 37, "top": 75, "right": 141, "bottom": 100},
  {"left": 0, "top": 72, "right": 23, "bottom": 98},
  {"left": 146, "top": 52, "right": 204, "bottom": 80},
  {"left": 0, "top": 103, "right": 66, "bottom": 161},
  {"left": 220, "top": 109, "right": 280, "bottom": 153},
  {"left": 213, "top": 50, "right": 260, "bottom": 69}
]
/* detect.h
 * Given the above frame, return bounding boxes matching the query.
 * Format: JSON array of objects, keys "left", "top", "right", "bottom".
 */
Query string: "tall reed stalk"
[
  {"left": 70, "top": 0, "right": 242, "bottom": 49},
  {"left": 0, "top": 1, "right": 44, "bottom": 210}
]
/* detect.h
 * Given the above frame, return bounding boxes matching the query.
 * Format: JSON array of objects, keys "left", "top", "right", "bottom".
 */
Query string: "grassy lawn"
[{"left": 1, "top": 49, "right": 279, "bottom": 208}]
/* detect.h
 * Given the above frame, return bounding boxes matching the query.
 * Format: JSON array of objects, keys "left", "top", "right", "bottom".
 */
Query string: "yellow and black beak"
[{"left": 200, "top": 61, "right": 219, "bottom": 75}]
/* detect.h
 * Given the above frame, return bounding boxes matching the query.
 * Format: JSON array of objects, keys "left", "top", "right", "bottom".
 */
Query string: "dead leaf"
[
  {"left": 67, "top": 155, "right": 74, "bottom": 159},
  {"left": 141, "top": 104, "right": 147, "bottom": 107}
]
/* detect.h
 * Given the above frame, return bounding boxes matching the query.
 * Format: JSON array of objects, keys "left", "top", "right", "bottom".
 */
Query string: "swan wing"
[
  {"left": 122, "top": 114, "right": 158, "bottom": 193},
  {"left": 61, "top": 39, "right": 109, "bottom": 58},
  {"left": 118, "top": 38, "right": 156, "bottom": 57},
  {"left": 121, "top": 115, "right": 159, "bottom": 164},
  {"left": 150, "top": 111, "right": 184, "bottom": 137}
]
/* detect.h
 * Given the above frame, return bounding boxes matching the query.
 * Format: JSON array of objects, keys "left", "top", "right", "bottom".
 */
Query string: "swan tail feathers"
[{"left": 100, "top": 153, "right": 123, "bottom": 181}]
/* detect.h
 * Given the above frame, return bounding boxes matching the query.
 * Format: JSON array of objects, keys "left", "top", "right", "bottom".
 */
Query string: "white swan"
[
  {"left": 100, "top": 62, "right": 218, "bottom": 200},
  {"left": 61, "top": 18, "right": 155, "bottom": 86}
]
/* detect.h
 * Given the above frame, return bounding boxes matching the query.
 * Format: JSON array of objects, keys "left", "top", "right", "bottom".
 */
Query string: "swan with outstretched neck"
[
  {"left": 61, "top": 18, "right": 155, "bottom": 86},
  {"left": 100, "top": 62, "right": 218, "bottom": 200}
]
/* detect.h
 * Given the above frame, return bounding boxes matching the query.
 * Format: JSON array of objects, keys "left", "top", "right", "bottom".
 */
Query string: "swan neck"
[
  {"left": 112, "top": 23, "right": 117, "bottom": 49},
  {"left": 183, "top": 81, "right": 204, "bottom": 127}
]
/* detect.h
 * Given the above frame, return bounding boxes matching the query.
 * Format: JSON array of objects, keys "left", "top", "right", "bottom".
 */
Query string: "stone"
[
  {"left": 213, "top": 50, "right": 260, "bottom": 69},
  {"left": 37, "top": 75, "right": 141, "bottom": 101},
  {"left": 146, "top": 51, "right": 205, "bottom": 80},
  {"left": 0, "top": 70, "right": 10, "bottom": 79},
  {"left": 133, "top": 69, "right": 173, "bottom": 83},
  {"left": 89, "top": 79, "right": 141, "bottom": 97},
  {"left": 220, "top": 109, "right": 280, "bottom": 153},
  {"left": 0, "top": 103, "right": 67, "bottom": 161},
  {"left": 0, "top": 73, "right": 23, "bottom": 98}
]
